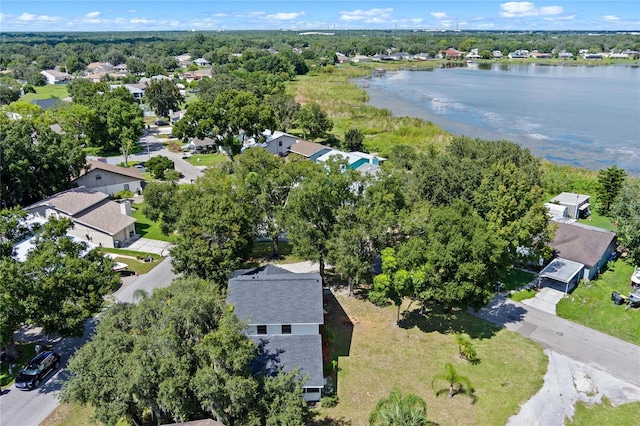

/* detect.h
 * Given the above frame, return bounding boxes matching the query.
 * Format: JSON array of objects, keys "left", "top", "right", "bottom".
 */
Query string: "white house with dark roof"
[
  {"left": 227, "top": 264, "right": 325, "bottom": 402},
  {"left": 73, "top": 160, "right": 144, "bottom": 196},
  {"left": 24, "top": 186, "right": 136, "bottom": 249},
  {"left": 40, "top": 69, "right": 72, "bottom": 85}
]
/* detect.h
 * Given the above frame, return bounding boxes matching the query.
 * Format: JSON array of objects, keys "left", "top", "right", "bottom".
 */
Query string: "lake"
[{"left": 359, "top": 64, "right": 640, "bottom": 176}]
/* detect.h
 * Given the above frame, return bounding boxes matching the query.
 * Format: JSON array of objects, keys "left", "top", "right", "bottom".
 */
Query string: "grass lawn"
[
  {"left": 509, "top": 289, "right": 538, "bottom": 302},
  {"left": 556, "top": 260, "right": 640, "bottom": 345},
  {"left": 500, "top": 268, "right": 537, "bottom": 292},
  {"left": 578, "top": 211, "right": 616, "bottom": 231},
  {"left": 130, "top": 202, "right": 175, "bottom": 242},
  {"left": 315, "top": 291, "right": 547, "bottom": 425},
  {"left": 185, "top": 153, "right": 229, "bottom": 167},
  {"left": 19, "top": 84, "right": 69, "bottom": 102},
  {"left": 567, "top": 398, "right": 640, "bottom": 426},
  {"left": 0, "top": 342, "right": 37, "bottom": 388},
  {"left": 98, "top": 248, "right": 164, "bottom": 274}
]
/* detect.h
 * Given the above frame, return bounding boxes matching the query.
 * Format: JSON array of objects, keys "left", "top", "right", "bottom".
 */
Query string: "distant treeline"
[{"left": 1, "top": 30, "right": 639, "bottom": 73}]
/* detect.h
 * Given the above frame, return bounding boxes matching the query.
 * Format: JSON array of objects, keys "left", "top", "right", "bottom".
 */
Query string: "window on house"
[
  {"left": 278, "top": 141, "right": 282, "bottom": 146},
  {"left": 257, "top": 325, "right": 267, "bottom": 335},
  {"left": 282, "top": 324, "right": 292, "bottom": 334},
  {"left": 124, "top": 184, "right": 129, "bottom": 191},
  {"left": 303, "top": 387, "right": 321, "bottom": 393},
  {"left": 95, "top": 174, "right": 102, "bottom": 181}
]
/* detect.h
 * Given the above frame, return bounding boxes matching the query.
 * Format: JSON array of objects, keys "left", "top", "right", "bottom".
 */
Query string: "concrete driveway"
[
  {"left": 508, "top": 349, "right": 640, "bottom": 425},
  {"left": 474, "top": 295, "right": 640, "bottom": 387},
  {"left": 522, "top": 287, "right": 566, "bottom": 315},
  {"left": 121, "top": 237, "right": 172, "bottom": 256}
]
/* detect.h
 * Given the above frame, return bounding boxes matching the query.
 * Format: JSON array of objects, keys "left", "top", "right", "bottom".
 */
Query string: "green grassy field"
[
  {"left": 509, "top": 289, "right": 538, "bottom": 302},
  {"left": 567, "top": 398, "right": 640, "bottom": 426},
  {"left": 19, "top": 84, "right": 70, "bottom": 102},
  {"left": 500, "top": 268, "right": 537, "bottom": 292},
  {"left": 556, "top": 260, "right": 640, "bottom": 345},
  {"left": 578, "top": 211, "right": 616, "bottom": 231},
  {"left": 130, "top": 202, "right": 176, "bottom": 242},
  {"left": 292, "top": 67, "right": 453, "bottom": 158},
  {"left": 185, "top": 153, "right": 229, "bottom": 166},
  {"left": 316, "top": 292, "right": 547, "bottom": 425}
]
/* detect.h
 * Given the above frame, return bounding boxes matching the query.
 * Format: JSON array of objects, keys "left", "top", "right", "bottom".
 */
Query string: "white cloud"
[
  {"left": 0, "top": 13, "right": 9, "bottom": 22},
  {"left": 16, "top": 12, "right": 60, "bottom": 22},
  {"left": 430, "top": 12, "right": 447, "bottom": 19},
  {"left": 602, "top": 15, "right": 620, "bottom": 22},
  {"left": 265, "top": 12, "right": 305, "bottom": 21},
  {"left": 499, "top": 2, "right": 563, "bottom": 18},
  {"left": 127, "top": 9, "right": 136, "bottom": 13},
  {"left": 130, "top": 18, "right": 154, "bottom": 24},
  {"left": 340, "top": 8, "right": 394, "bottom": 22},
  {"left": 544, "top": 15, "right": 575, "bottom": 21},
  {"left": 85, "top": 11, "right": 100, "bottom": 19}
]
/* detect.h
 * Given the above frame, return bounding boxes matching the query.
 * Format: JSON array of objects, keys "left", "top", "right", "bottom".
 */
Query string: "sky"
[{"left": 0, "top": 1, "right": 638, "bottom": 32}]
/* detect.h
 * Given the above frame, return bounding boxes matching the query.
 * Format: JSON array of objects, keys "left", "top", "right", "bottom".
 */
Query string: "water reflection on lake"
[{"left": 359, "top": 63, "right": 640, "bottom": 175}]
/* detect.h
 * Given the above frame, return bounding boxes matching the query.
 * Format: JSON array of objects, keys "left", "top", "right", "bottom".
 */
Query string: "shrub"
[
  {"left": 113, "top": 190, "right": 134, "bottom": 199},
  {"left": 321, "top": 395, "right": 339, "bottom": 408}
]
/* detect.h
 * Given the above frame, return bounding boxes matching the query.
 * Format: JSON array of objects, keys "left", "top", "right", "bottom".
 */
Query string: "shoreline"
[{"left": 348, "top": 64, "right": 639, "bottom": 177}]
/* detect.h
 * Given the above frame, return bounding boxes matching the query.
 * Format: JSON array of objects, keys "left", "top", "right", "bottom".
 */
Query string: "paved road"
[
  {"left": 0, "top": 317, "right": 98, "bottom": 426},
  {"left": 0, "top": 258, "right": 177, "bottom": 425},
  {"left": 474, "top": 295, "right": 640, "bottom": 387},
  {"left": 113, "top": 255, "right": 176, "bottom": 304},
  {"left": 90, "top": 133, "right": 205, "bottom": 184}
]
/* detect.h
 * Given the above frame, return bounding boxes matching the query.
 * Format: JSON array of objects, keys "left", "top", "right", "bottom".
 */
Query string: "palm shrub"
[
  {"left": 369, "top": 389, "right": 429, "bottom": 426},
  {"left": 431, "top": 363, "right": 476, "bottom": 402}
]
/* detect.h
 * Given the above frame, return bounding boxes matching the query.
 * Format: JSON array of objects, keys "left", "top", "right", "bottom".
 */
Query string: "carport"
[{"left": 539, "top": 257, "right": 584, "bottom": 294}]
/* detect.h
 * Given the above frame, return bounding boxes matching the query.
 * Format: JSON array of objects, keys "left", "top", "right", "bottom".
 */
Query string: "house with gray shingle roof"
[
  {"left": 74, "top": 160, "right": 144, "bottom": 196},
  {"left": 227, "top": 265, "right": 324, "bottom": 402},
  {"left": 24, "top": 186, "right": 136, "bottom": 249},
  {"left": 287, "top": 140, "right": 333, "bottom": 161},
  {"left": 550, "top": 220, "right": 617, "bottom": 281}
]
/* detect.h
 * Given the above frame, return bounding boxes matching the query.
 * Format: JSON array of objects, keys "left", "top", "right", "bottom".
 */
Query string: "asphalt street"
[
  {"left": 0, "top": 257, "right": 177, "bottom": 426},
  {"left": 474, "top": 295, "right": 640, "bottom": 387},
  {"left": 113, "top": 255, "right": 176, "bottom": 304},
  {"left": 91, "top": 132, "right": 205, "bottom": 185}
]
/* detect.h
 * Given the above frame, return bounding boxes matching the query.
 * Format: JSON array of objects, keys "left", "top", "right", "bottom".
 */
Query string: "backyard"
[
  {"left": 556, "top": 260, "right": 640, "bottom": 345},
  {"left": 316, "top": 290, "right": 548, "bottom": 425}
]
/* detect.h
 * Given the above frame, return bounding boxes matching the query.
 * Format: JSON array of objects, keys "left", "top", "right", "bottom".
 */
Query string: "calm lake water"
[{"left": 359, "top": 64, "right": 640, "bottom": 176}]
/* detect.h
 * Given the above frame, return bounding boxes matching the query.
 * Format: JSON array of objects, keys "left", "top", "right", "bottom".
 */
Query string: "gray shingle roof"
[
  {"left": 79, "top": 160, "right": 144, "bottom": 181},
  {"left": 25, "top": 186, "right": 108, "bottom": 216},
  {"left": 227, "top": 269, "right": 324, "bottom": 325},
  {"left": 288, "top": 140, "right": 330, "bottom": 158},
  {"left": 552, "top": 222, "right": 616, "bottom": 268},
  {"left": 252, "top": 334, "right": 324, "bottom": 387},
  {"left": 74, "top": 199, "right": 136, "bottom": 235}
]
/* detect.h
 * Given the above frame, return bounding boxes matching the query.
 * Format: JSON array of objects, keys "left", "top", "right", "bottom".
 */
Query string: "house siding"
[
  {"left": 74, "top": 170, "right": 142, "bottom": 196},
  {"left": 247, "top": 323, "right": 319, "bottom": 336},
  {"left": 584, "top": 240, "right": 617, "bottom": 280}
]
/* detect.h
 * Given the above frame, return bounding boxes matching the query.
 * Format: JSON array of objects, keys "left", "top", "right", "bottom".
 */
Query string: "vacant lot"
[
  {"left": 556, "top": 260, "right": 640, "bottom": 345},
  {"left": 317, "top": 291, "right": 547, "bottom": 425},
  {"left": 19, "top": 84, "right": 69, "bottom": 102}
]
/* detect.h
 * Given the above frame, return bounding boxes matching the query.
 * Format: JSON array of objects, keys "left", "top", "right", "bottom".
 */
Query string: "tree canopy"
[
  {"left": 61, "top": 276, "right": 307, "bottom": 426},
  {"left": 0, "top": 217, "right": 119, "bottom": 346},
  {"left": 0, "top": 118, "right": 86, "bottom": 208}
]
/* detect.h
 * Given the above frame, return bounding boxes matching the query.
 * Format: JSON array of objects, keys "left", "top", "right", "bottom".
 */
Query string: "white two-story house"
[{"left": 226, "top": 265, "right": 325, "bottom": 402}]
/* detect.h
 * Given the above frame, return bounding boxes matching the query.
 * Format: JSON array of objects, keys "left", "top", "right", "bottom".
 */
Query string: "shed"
[
  {"left": 550, "top": 192, "right": 591, "bottom": 219},
  {"left": 544, "top": 203, "right": 568, "bottom": 219}
]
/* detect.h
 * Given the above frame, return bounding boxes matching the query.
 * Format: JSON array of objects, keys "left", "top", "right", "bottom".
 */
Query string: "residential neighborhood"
[{"left": 1, "top": 27, "right": 639, "bottom": 426}]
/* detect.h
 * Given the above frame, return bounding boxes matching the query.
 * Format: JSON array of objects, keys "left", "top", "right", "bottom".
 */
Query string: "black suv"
[{"left": 15, "top": 351, "right": 61, "bottom": 390}]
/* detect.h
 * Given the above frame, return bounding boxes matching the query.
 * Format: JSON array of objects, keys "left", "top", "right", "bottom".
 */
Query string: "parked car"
[
  {"left": 134, "top": 163, "right": 146, "bottom": 171},
  {"left": 15, "top": 351, "right": 61, "bottom": 390},
  {"left": 155, "top": 120, "right": 168, "bottom": 126}
]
